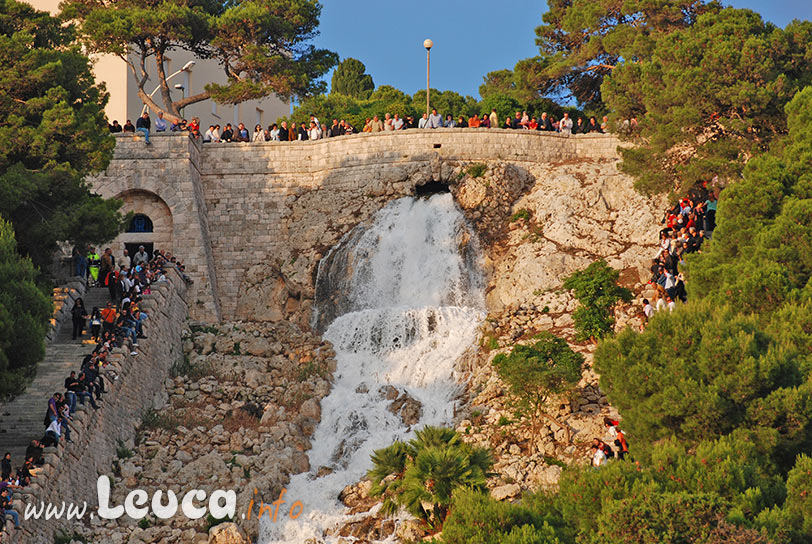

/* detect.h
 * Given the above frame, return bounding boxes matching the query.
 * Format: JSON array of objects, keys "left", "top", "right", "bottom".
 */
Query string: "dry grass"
[{"left": 222, "top": 408, "right": 262, "bottom": 433}]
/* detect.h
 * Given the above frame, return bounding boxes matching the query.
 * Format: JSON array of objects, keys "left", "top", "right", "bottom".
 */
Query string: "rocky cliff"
[{"left": 66, "top": 151, "right": 663, "bottom": 544}]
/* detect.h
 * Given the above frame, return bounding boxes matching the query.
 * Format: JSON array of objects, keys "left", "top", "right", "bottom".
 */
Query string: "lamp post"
[
  {"left": 423, "top": 39, "right": 433, "bottom": 122},
  {"left": 141, "top": 60, "right": 196, "bottom": 115}
]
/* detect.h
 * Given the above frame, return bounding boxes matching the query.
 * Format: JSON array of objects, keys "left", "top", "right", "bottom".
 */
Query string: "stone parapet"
[
  {"left": 47, "top": 276, "right": 87, "bottom": 344},
  {"left": 89, "top": 130, "right": 626, "bottom": 324}
]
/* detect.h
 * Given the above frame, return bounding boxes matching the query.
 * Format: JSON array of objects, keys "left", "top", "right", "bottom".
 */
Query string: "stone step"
[{"left": 0, "top": 287, "right": 115, "bottom": 467}]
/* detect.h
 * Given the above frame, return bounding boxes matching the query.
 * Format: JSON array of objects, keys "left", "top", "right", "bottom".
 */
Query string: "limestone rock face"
[
  {"left": 484, "top": 159, "right": 665, "bottom": 311},
  {"left": 491, "top": 483, "right": 521, "bottom": 501},
  {"left": 234, "top": 263, "right": 293, "bottom": 323},
  {"left": 86, "top": 321, "right": 336, "bottom": 544},
  {"left": 208, "top": 523, "right": 248, "bottom": 544}
]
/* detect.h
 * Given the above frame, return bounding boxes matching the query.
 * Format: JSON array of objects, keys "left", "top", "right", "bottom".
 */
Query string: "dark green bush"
[
  {"left": 0, "top": 215, "right": 51, "bottom": 400},
  {"left": 442, "top": 489, "right": 565, "bottom": 544},
  {"left": 563, "top": 260, "right": 631, "bottom": 341},
  {"left": 493, "top": 332, "right": 583, "bottom": 443},
  {"left": 368, "top": 426, "right": 492, "bottom": 530}
]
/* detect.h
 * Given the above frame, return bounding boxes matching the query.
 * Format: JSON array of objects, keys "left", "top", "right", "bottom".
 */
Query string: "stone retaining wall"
[
  {"left": 89, "top": 130, "right": 626, "bottom": 324},
  {"left": 46, "top": 276, "right": 87, "bottom": 343},
  {"left": 13, "top": 266, "right": 189, "bottom": 543}
]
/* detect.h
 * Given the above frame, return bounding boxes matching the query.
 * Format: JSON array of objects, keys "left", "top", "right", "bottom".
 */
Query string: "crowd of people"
[
  {"left": 592, "top": 180, "right": 720, "bottom": 467},
  {"left": 641, "top": 180, "right": 719, "bottom": 320},
  {"left": 111, "top": 109, "right": 618, "bottom": 145},
  {"left": 1, "top": 247, "right": 190, "bottom": 535},
  {"left": 591, "top": 417, "right": 630, "bottom": 466},
  {"left": 108, "top": 111, "right": 203, "bottom": 144}
]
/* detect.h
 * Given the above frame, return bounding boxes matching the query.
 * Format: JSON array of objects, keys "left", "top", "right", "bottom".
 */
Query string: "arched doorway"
[
  {"left": 112, "top": 191, "right": 173, "bottom": 268},
  {"left": 125, "top": 215, "right": 155, "bottom": 262}
]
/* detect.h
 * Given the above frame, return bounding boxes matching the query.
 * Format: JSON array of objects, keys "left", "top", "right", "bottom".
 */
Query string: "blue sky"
[{"left": 312, "top": 1, "right": 812, "bottom": 99}]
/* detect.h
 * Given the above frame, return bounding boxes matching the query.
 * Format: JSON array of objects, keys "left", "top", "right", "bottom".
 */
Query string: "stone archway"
[{"left": 112, "top": 189, "right": 174, "bottom": 265}]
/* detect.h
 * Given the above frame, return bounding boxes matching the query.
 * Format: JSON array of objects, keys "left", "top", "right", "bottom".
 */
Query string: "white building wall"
[{"left": 27, "top": 1, "right": 290, "bottom": 128}]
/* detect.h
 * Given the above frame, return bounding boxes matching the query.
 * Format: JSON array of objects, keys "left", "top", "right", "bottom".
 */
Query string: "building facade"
[{"left": 29, "top": 0, "right": 290, "bottom": 128}]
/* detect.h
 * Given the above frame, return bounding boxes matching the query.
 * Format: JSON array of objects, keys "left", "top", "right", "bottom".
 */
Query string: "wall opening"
[
  {"left": 127, "top": 213, "right": 154, "bottom": 233},
  {"left": 414, "top": 181, "right": 450, "bottom": 196},
  {"left": 125, "top": 242, "right": 154, "bottom": 264}
]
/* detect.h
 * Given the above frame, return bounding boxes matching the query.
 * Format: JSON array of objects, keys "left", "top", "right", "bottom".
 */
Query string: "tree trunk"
[
  {"left": 539, "top": 411, "right": 571, "bottom": 444},
  {"left": 122, "top": 45, "right": 213, "bottom": 126},
  {"left": 154, "top": 49, "right": 179, "bottom": 118}
]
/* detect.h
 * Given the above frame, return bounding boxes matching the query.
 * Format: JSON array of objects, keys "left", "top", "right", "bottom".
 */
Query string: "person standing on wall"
[{"left": 71, "top": 297, "right": 89, "bottom": 341}]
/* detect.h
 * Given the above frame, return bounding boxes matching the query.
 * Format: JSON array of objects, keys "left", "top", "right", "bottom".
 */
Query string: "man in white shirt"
[
  {"left": 45, "top": 419, "right": 63, "bottom": 446},
  {"left": 418, "top": 113, "right": 428, "bottom": 129},
  {"left": 133, "top": 245, "right": 149, "bottom": 267},
  {"left": 428, "top": 108, "right": 443, "bottom": 129},
  {"left": 559, "top": 112, "right": 573, "bottom": 135},
  {"left": 591, "top": 445, "right": 606, "bottom": 467},
  {"left": 643, "top": 299, "right": 654, "bottom": 320},
  {"left": 392, "top": 114, "right": 404, "bottom": 130},
  {"left": 308, "top": 121, "right": 321, "bottom": 140}
]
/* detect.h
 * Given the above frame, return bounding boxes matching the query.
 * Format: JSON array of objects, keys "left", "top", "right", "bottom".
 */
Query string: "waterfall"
[{"left": 262, "top": 194, "right": 485, "bottom": 543}]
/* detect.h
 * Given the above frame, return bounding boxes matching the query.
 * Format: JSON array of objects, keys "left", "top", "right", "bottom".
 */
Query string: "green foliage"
[
  {"left": 441, "top": 489, "right": 565, "bottom": 544},
  {"left": 140, "top": 408, "right": 180, "bottom": 432},
  {"left": 286, "top": 88, "right": 416, "bottom": 133},
  {"left": 0, "top": 1, "right": 124, "bottom": 269},
  {"left": 532, "top": 0, "right": 718, "bottom": 109},
  {"left": 510, "top": 209, "right": 532, "bottom": 222},
  {"left": 413, "top": 88, "right": 479, "bottom": 119},
  {"left": 603, "top": 8, "right": 812, "bottom": 194},
  {"left": 493, "top": 332, "right": 583, "bottom": 443},
  {"left": 0, "top": 216, "right": 51, "bottom": 399},
  {"left": 479, "top": 93, "right": 522, "bottom": 123},
  {"left": 368, "top": 426, "right": 492, "bottom": 531},
  {"left": 536, "top": 432, "right": 782, "bottom": 543},
  {"left": 330, "top": 57, "right": 374, "bottom": 99},
  {"left": 479, "top": 59, "right": 575, "bottom": 119},
  {"left": 465, "top": 163, "right": 487, "bottom": 178},
  {"left": 116, "top": 439, "right": 133, "bottom": 460},
  {"left": 562, "top": 87, "right": 812, "bottom": 543},
  {"left": 54, "top": 531, "right": 87, "bottom": 544},
  {"left": 563, "top": 261, "right": 632, "bottom": 341},
  {"left": 596, "top": 302, "right": 810, "bottom": 453},
  {"left": 65, "top": 0, "right": 337, "bottom": 120}
]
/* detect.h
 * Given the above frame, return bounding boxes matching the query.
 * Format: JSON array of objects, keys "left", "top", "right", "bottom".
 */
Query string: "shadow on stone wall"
[{"left": 231, "top": 150, "right": 538, "bottom": 332}]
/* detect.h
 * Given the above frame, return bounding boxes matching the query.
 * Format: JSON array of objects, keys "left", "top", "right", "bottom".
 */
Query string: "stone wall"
[
  {"left": 90, "top": 130, "right": 626, "bottom": 324},
  {"left": 89, "top": 135, "right": 221, "bottom": 321},
  {"left": 15, "top": 267, "right": 188, "bottom": 544},
  {"left": 47, "top": 276, "right": 87, "bottom": 343}
]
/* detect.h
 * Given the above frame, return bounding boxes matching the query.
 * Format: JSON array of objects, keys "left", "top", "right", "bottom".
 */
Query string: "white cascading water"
[{"left": 262, "top": 193, "right": 485, "bottom": 543}]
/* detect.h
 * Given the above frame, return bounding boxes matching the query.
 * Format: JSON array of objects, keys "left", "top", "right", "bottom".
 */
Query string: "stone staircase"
[{"left": 0, "top": 287, "right": 111, "bottom": 467}]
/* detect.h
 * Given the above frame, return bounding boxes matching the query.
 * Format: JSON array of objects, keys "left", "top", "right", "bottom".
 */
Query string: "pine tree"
[{"left": 330, "top": 57, "right": 374, "bottom": 99}]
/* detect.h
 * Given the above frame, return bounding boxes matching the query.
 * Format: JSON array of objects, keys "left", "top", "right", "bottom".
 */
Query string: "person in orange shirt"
[
  {"left": 100, "top": 301, "right": 117, "bottom": 336},
  {"left": 468, "top": 114, "right": 481, "bottom": 128}
]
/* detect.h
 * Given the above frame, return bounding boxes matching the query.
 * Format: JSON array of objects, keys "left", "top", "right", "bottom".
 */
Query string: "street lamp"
[
  {"left": 423, "top": 39, "right": 433, "bottom": 123},
  {"left": 141, "top": 60, "right": 196, "bottom": 115}
]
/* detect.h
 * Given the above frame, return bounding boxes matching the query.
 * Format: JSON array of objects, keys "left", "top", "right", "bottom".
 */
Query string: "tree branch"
[{"left": 174, "top": 91, "right": 211, "bottom": 110}]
